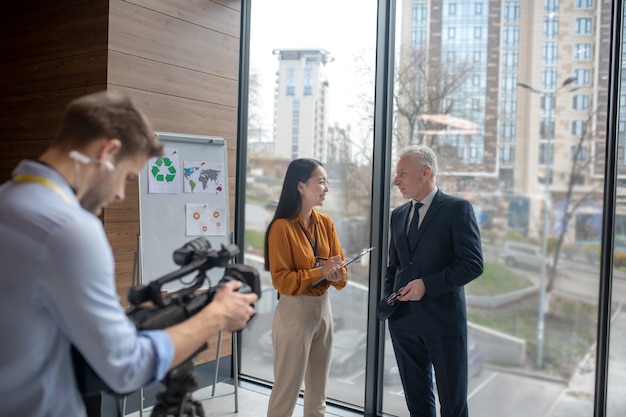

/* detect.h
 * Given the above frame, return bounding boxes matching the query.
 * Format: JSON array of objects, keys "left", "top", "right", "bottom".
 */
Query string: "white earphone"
[{"left": 69, "top": 150, "right": 115, "bottom": 172}]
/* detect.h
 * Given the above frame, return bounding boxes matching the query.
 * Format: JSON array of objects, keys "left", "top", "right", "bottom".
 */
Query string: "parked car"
[
  {"left": 501, "top": 241, "right": 553, "bottom": 270},
  {"left": 330, "top": 329, "right": 367, "bottom": 376},
  {"left": 265, "top": 199, "right": 279, "bottom": 210}
]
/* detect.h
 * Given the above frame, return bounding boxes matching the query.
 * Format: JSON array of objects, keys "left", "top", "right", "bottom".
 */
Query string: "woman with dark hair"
[{"left": 264, "top": 158, "right": 347, "bottom": 417}]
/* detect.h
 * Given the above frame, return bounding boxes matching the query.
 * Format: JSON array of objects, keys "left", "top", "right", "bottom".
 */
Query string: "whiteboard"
[{"left": 138, "top": 132, "right": 231, "bottom": 291}]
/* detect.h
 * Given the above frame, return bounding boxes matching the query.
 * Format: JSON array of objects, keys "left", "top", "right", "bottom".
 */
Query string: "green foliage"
[
  {"left": 467, "top": 262, "right": 600, "bottom": 378},
  {"left": 466, "top": 263, "right": 533, "bottom": 296},
  {"left": 505, "top": 231, "right": 540, "bottom": 246},
  {"left": 547, "top": 237, "right": 559, "bottom": 254},
  {"left": 583, "top": 243, "right": 601, "bottom": 263},
  {"left": 482, "top": 230, "right": 500, "bottom": 244},
  {"left": 244, "top": 229, "right": 265, "bottom": 254},
  {"left": 506, "top": 230, "right": 526, "bottom": 241},
  {"left": 614, "top": 252, "right": 626, "bottom": 268}
]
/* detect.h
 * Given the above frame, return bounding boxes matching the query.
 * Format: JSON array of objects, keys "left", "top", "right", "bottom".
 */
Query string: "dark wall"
[{"left": 0, "top": 0, "right": 242, "bottom": 361}]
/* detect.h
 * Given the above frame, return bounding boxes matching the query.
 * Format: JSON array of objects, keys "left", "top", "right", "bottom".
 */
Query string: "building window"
[
  {"left": 303, "top": 66, "right": 312, "bottom": 96},
  {"left": 576, "top": 0, "right": 593, "bottom": 9},
  {"left": 503, "top": 50, "right": 519, "bottom": 69},
  {"left": 545, "top": 0, "right": 559, "bottom": 13},
  {"left": 502, "top": 74, "right": 517, "bottom": 93},
  {"left": 504, "top": 2, "right": 520, "bottom": 23},
  {"left": 412, "top": 3, "right": 427, "bottom": 24},
  {"left": 571, "top": 120, "right": 588, "bottom": 137},
  {"left": 573, "top": 94, "right": 590, "bottom": 111},
  {"left": 448, "top": 27, "right": 456, "bottom": 39},
  {"left": 449, "top": 3, "right": 456, "bottom": 15},
  {"left": 503, "top": 26, "right": 519, "bottom": 46},
  {"left": 501, "top": 98, "right": 516, "bottom": 117},
  {"left": 475, "top": 2, "right": 483, "bottom": 15},
  {"left": 501, "top": 121, "right": 516, "bottom": 141},
  {"left": 541, "top": 67, "right": 557, "bottom": 90},
  {"left": 542, "top": 42, "right": 558, "bottom": 64},
  {"left": 412, "top": 28, "right": 427, "bottom": 48},
  {"left": 575, "top": 17, "right": 593, "bottom": 35},
  {"left": 574, "top": 69, "right": 591, "bottom": 85},
  {"left": 571, "top": 145, "right": 588, "bottom": 162},
  {"left": 540, "top": 118, "right": 555, "bottom": 139},
  {"left": 539, "top": 142, "right": 554, "bottom": 166},
  {"left": 544, "top": 16, "right": 559, "bottom": 39},
  {"left": 286, "top": 66, "right": 295, "bottom": 96},
  {"left": 500, "top": 144, "right": 515, "bottom": 165},
  {"left": 575, "top": 43, "right": 592, "bottom": 60}
]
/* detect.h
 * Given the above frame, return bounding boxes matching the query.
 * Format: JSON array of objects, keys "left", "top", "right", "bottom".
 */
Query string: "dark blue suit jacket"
[{"left": 377, "top": 189, "right": 483, "bottom": 336}]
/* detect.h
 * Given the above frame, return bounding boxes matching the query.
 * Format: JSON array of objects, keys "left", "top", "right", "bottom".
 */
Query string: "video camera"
[
  {"left": 125, "top": 237, "right": 260, "bottom": 331},
  {"left": 73, "top": 237, "right": 261, "bottom": 414}
]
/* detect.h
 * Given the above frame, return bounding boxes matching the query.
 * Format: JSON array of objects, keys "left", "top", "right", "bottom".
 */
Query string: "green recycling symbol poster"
[{"left": 147, "top": 148, "right": 180, "bottom": 193}]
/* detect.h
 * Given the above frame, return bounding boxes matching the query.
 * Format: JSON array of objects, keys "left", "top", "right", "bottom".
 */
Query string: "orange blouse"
[{"left": 267, "top": 209, "right": 347, "bottom": 296}]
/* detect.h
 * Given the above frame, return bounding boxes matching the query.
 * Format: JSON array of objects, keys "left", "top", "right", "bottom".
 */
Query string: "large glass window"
[
  {"left": 384, "top": 0, "right": 608, "bottom": 416},
  {"left": 241, "top": 0, "right": 376, "bottom": 410},
  {"left": 239, "top": 1, "right": 618, "bottom": 416}
]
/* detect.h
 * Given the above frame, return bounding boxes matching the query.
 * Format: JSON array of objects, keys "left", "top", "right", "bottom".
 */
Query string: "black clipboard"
[{"left": 310, "top": 247, "right": 376, "bottom": 288}]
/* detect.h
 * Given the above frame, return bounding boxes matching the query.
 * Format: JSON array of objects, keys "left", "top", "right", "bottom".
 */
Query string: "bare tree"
[
  {"left": 546, "top": 107, "right": 602, "bottom": 292},
  {"left": 247, "top": 68, "right": 270, "bottom": 146},
  {"left": 394, "top": 48, "right": 474, "bottom": 150}
]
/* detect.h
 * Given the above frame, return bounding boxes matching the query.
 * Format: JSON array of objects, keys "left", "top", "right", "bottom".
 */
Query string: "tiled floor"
[{"left": 124, "top": 381, "right": 364, "bottom": 417}]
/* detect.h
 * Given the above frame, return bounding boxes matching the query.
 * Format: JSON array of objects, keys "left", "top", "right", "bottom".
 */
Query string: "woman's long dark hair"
[{"left": 263, "top": 158, "right": 323, "bottom": 271}]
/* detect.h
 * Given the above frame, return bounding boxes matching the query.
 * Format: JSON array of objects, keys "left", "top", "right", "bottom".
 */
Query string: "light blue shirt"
[{"left": 0, "top": 160, "right": 174, "bottom": 417}]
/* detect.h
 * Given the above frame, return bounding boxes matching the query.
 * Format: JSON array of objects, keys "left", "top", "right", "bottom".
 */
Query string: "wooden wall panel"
[
  {"left": 0, "top": 1, "right": 109, "bottom": 68},
  {"left": 103, "top": 180, "right": 140, "bottom": 223},
  {"left": 110, "top": 86, "right": 238, "bottom": 139},
  {"left": 108, "top": 52, "right": 238, "bottom": 108},
  {"left": 109, "top": 1, "right": 240, "bottom": 79},
  {"left": 0, "top": 0, "right": 241, "bottom": 365},
  {"left": 0, "top": 52, "right": 108, "bottom": 98},
  {"left": 126, "top": 0, "right": 241, "bottom": 38},
  {"left": 105, "top": 221, "right": 140, "bottom": 305},
  {"left": 0, "top": 86, "right": 104, "bottom": 143},
  {"left": 0, "top": 0, "right": 109, "bottom": 183}
]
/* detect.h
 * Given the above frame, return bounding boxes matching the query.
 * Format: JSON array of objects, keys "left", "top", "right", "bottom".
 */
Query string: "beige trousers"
[{"left": 266, "top": 293, "right": 333, "bottom": 417}]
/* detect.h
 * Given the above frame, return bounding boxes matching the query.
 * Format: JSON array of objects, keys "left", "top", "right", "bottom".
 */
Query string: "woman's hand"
[{"left": 319, "top": 255, "right": 344, "bottom": 282}]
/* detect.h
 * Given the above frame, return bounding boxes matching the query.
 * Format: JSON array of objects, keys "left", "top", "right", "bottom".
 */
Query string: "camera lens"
[{"left": 173, "top": 238, "right": 212, "bottom": 265}]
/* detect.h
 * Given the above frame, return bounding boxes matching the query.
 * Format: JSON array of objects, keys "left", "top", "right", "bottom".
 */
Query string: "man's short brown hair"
[{"left": 53, "top": 91, "right": 163, "bottom": 160}]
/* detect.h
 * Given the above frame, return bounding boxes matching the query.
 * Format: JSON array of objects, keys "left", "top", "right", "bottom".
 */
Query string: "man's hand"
[
  {"left": 165, "top": 279, "right": 258, "bottom": 369},
  {"left": 209, "top": 279, "right": 258, "bottom": 331},
  {"left": 397, "top": 278, "right": 426, "bottom": 302}
]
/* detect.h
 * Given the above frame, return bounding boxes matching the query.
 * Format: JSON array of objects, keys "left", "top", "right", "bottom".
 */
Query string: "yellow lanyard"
[{"left": 13, "top": 173, "right": 74, "bottom": 205}]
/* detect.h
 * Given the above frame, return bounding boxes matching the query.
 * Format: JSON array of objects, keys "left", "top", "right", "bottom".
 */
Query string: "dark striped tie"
[{"left": 407, "top": 202, "right": 423, "bottom": 247}]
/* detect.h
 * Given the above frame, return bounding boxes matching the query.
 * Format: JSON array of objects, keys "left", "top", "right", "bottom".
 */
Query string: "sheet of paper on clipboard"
[
  {"left": 310, "top": 247, "right": 376, "bottom": 288},
  {"left": 341, "top": 246, "right": 375, "bottom": 268}
]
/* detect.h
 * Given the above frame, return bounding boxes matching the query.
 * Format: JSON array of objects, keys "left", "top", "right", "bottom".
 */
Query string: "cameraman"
[{"left": 0, "top": 91, "right": 258, "bottom": 417}]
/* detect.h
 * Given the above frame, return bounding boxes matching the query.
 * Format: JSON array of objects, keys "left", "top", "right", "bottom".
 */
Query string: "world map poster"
[{"left": 182, "top": 160, "right": 225, "bottom": 194}]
